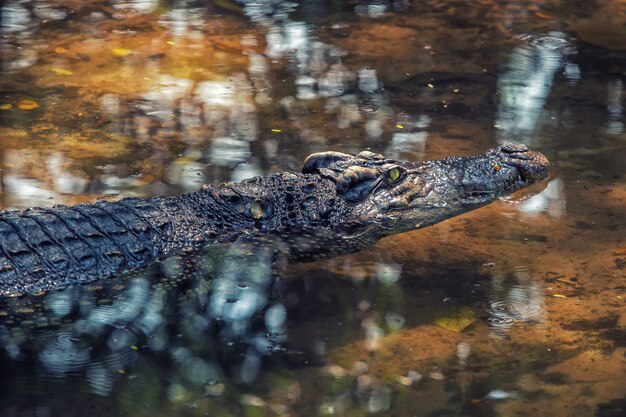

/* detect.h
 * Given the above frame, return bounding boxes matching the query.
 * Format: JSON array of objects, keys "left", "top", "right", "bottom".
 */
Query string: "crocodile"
[{"left": 0, "top": 143, "right": 548, "bottom": 297}]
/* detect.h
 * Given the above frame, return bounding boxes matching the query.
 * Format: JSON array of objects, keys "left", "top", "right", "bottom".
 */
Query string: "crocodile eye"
[
  {"left": 388, "top": 167, "right": 402, "bottom": 182},
  {"left": 493, "top": 164, "right": 501, "bottom": 172},
  {"left": 250, "top": 200, "right": 264, "bottom": 219}
]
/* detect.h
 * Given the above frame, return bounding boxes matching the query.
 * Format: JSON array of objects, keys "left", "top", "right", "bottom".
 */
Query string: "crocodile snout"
[{"left": 498, "top": 142, "right": 549, "bottom": 182}]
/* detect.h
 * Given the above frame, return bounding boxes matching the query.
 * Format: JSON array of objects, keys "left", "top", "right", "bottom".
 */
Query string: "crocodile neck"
[{"left": 149, "top": 172, "right": 353, "bottom": 258}]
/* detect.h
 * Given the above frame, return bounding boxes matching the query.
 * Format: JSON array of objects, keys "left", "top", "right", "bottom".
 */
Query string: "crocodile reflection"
[{"left": 0, "top": 241, "right": 283, "bottom": 395}]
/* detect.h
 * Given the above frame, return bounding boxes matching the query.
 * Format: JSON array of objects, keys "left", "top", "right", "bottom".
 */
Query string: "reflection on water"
[
  {"left": 387, "top": 114, "right": 430, "bottom": 157},
  {"left": 1, "top": 0, "right": 625, "bottom": 415},
  {"left": 607, "top": 77, "right": 624, "bottom": 135},
  {"left": 502, "top": 177, "right": 566, "bottom": 218},
  {"left": 516, "top": 178, "right": 566, "bottom": 217},
  {"left": 496, "top": 32, "right": 577, "bottom": 144},
  {"left": 0, "top": 240, "right": 281, "bottom": 398}
]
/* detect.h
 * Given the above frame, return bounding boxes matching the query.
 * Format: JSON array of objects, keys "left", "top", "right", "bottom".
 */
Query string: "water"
[{"left": 0, "top": 0, "right": 625, "bottom": 416}]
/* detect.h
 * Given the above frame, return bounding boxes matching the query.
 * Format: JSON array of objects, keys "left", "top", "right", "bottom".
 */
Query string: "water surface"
[{"left": 0, "top": 0, "right": 625, "bottom": 416}]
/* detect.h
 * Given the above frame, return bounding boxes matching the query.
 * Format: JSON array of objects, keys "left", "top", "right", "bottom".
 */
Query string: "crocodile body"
[{"left": 0, "top": 143, "right": 548, "bottom": 297}]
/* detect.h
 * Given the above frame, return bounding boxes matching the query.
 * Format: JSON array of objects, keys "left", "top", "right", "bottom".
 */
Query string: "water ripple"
[
  {"left": 516, "top": 32, "right": 575, "bottom": 54},
  {"left": 39, "top": 332, "right": 92, "bottom": 375},
  {"left": 486, "top": 269, "right": 545, "bottom": 336}
]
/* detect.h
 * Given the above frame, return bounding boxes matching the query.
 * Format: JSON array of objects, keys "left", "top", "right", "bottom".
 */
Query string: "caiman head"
[{"left": 302, "top": 143, "right": 549, "bottom": 238}]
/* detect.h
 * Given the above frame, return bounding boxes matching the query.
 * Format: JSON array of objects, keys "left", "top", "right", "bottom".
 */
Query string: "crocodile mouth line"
[{"left": 461, "top": 173, "right": 528, "bottom": 201}]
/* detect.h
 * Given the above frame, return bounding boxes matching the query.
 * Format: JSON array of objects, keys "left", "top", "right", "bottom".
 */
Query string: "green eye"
[
  {"left": 250, "top": 200, "right": 264, "bottom": 219},
  {"left": 388, "top": 167, "right": 402, "bottom": 181}
]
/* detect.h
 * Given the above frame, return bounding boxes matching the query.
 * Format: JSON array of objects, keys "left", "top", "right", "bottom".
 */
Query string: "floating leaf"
[
  {"left": 271, "top": 129, "right": 282, "bottom": 133},
  {"left": 396, "top": 124, "right": 404, "bottom": 129},
  {"left": 434, "top": 306, "right": 476, "bottom": 333},
  {"left": 50, "top": 68, "right": 73, "bottom": 76},
  {"left": 214, "top": 0, "right": 244, "bottom": 14},
  {"left": 0, "top": 104, "right": 12, "bottom": 110},
  {"left": 54, "top": 46, "right": 67, "bottom": 54},
  {"left": 112, "top": 48, "right": 132, "bottom": 57},
  {"left": 534, "top": 11, "right": 554, "bottom": 20},
  {"left": 17, "top": 100, "right": 39, "bottom": 110}
]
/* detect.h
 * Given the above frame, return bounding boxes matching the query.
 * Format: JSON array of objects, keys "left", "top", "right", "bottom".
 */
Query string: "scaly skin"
[{"left": 0, "top": 143, "right": 548, "bottom": 297}]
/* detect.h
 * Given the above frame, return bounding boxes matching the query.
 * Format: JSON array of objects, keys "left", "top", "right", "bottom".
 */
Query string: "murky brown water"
[{"left": 0, "top": 0, "right": 625, "bottom": 416}]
